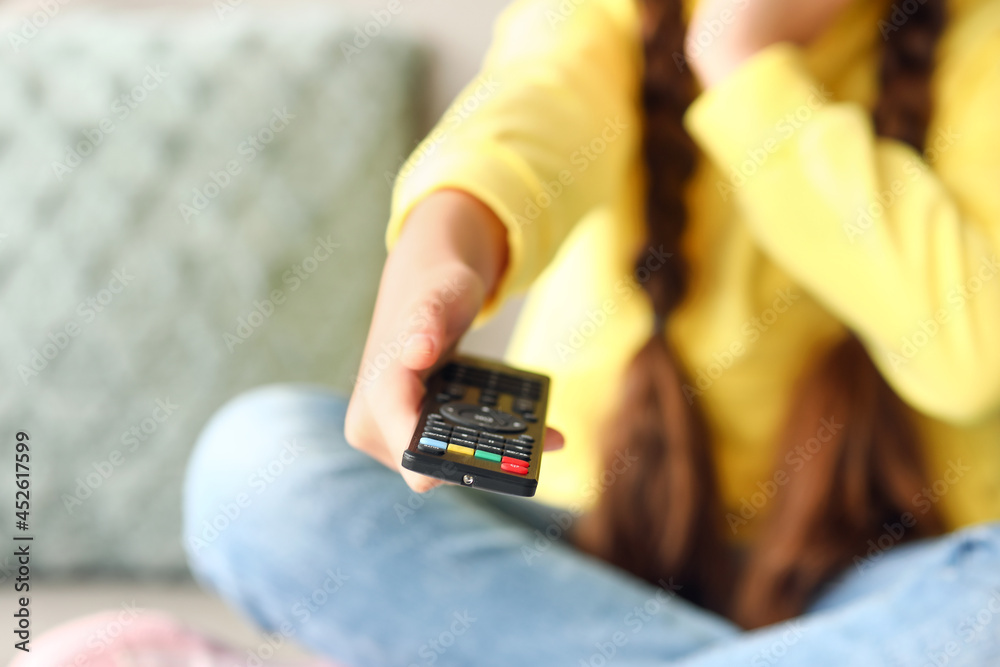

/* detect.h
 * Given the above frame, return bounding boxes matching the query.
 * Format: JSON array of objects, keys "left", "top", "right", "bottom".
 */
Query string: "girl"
[{"left": 185, "top": 0, "right": 1000, "bottom": 664}]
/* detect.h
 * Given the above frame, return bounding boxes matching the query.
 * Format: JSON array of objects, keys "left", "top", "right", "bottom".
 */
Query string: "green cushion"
[{"left": 0, "top": 6, "right": 423, "bottom": 576}]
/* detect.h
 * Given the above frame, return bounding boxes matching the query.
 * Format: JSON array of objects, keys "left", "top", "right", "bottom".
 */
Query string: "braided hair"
[{"left": 577, "top": 0, "right": 947, "bottom": 627}]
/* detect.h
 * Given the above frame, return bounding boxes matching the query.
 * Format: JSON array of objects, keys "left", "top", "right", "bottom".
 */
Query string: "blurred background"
[{"left": 0, "top": 0, "right": 522, "bottom": 660}]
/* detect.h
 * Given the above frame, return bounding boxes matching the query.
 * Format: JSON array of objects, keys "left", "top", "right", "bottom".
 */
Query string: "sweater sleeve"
[
  {"left": 384, "top": 0, "right": 641, "bottom": 321},
  {"left": 684, "top": 38, "right": 1000, "bottom": 424}
]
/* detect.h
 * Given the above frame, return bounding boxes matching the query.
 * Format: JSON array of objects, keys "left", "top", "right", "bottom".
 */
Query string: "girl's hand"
[
  {"left": 686, "top": 0, "right": 854, "bottom": 88},
  {"left": 345, "top": 190, "right": 565, "bottom": 492}
]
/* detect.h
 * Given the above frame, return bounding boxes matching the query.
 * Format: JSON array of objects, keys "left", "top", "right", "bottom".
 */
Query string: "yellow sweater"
[{"left": 386, "top": 0, "right": 1000, "bottom": 537}]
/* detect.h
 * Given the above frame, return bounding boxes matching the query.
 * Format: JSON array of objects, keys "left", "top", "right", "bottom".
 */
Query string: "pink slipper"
[{"left": 9, "top": 609, "right": 343, "bottom": 667}]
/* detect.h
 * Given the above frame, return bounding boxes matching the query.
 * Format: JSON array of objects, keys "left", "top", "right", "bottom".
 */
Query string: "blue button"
[{"left": 418, "top": 437, "right": 447, "bottom": 450}]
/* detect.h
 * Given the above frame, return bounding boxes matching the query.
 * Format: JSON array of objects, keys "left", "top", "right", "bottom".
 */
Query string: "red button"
[
  {"left": 501, "top": 460, "right": 529, "bottom": 475},
  {"left": 501, "top": 455, "right": 530, "bottom": 467}
]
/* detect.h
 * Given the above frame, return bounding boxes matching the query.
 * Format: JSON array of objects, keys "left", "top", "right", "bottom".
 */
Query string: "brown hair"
[{"left": 576, "top": 0, "right": 947, "bottom": 628}]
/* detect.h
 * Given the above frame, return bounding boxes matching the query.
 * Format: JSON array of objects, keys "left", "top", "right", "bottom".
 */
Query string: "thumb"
[
  {"left": 400, "top": 332, "right": 440, "bottom": 371},
  {"left": 399, "top": 271, "right": 481, "bottom": 371},
  {"left": 399, "top": 297, "right": 448, "bottom": 371}
]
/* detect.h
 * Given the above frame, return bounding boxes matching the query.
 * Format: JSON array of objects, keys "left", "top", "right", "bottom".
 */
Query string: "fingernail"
[{"left": 404, "top": 333, "right": 434, "bottom": 358}]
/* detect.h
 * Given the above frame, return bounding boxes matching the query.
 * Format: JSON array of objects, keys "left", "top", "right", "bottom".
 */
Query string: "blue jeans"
[{"left": 183, "top": 385, "right": 1000, "bottom": 667}]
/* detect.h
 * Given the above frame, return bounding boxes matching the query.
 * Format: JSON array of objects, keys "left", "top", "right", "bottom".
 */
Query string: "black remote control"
[{"left": 401, "top": 355, "right": 550, "bottom": 497}]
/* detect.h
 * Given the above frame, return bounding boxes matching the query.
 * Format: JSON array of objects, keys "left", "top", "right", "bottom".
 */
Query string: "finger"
[
  {"left": 374, "top": 364, "right": 446, "bottom": 478},
  {"left": 401, "top": 467, "right": 444, "bottom": 493},
  {"left": 400, "top": 333, "right": 439, "bottom": 370},
  {"left": 344, "top": 390, "right": 399, "bottom": 471},
  {"left": 400, "top": 297, "right": 448, "bottom": 371},
  {"left": 359, "top": 372, "right": 443, "bottom": 493},
  {"left": 543, "top": 426, "right": 565, "bottom": 451}
]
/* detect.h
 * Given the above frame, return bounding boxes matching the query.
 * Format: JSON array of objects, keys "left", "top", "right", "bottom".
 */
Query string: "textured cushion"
[{"left": 0, "top": 6, "right": 422, "bottom": 575}]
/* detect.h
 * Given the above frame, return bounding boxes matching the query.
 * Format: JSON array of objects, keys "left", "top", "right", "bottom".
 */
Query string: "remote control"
[{"left": 401, "top": 355, "right": 550, "bottom": 497}]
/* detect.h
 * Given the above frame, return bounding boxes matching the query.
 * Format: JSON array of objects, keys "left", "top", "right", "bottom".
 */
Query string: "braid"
[
  {"left": 577, "top": 0, "right": 949, "bottom": 625},
  {"left": 874, "top": 0, "right": 947, "bottom": 151},
  {"left": 574, "top": 0, "right": 729, "bottom": 610},
  {"left": 640, "top": 0, "right": 697, "bottom": 320},
  {"left": 735, "top": 0, "right": 948, "bottom": 627}
]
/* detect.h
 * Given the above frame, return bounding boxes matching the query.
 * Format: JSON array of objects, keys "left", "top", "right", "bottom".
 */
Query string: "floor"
[{"left": 2, "top": 581, "right": 317, "bottom": 665}]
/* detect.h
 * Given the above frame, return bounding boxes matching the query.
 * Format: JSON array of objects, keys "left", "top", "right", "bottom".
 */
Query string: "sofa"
[{"left": 0, "top": 2, "right": 433, "bottom": 660}]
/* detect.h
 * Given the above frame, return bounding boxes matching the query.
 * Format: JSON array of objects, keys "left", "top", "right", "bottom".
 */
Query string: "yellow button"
[{"left": 447, "top": 443, "right": 476, "bottom": 456}]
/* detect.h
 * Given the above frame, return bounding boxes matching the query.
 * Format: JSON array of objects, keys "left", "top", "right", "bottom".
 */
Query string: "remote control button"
[
  {"left": 505, "top": 449, "right": 533, "bottom": 460},
  {"left": 442, "top": 364, "right": 543, "bottom": 400},
  {"left": 512, "top": 398, "right": 535, "bottom": 414},
  {"left": 515, "top": 434, "right": 535, "bottom": 443},
  {"left": 449, "top": 436, "right": 478, "bottom": 449},
  {"left": 503, "top": 450, "right": 531, "bottom": 463},
  {"left": 476, "top": 443, "right": 503, "bottom": 455},
  {"left": 427, "top": 413, "right": 445, "bottom": 422},
  {"left": 423, "top": 429, "right": 452, "bottom": 440},
  {"left": 439, "top": 403, "right": 528, "bottom": 433},
  {"left": 418, "top": 437, "right": 447, "bottom": 451},
  {"left": 502, "top": 454, "right": 530, "bottom": 466},
  {"left": 505, "top": 441, "right": 532, "bottom": 451},
  {"left": 447, "top": 443, "right": 476, "bottom": 457},
  {"left": 435, "top": 392, "right": 452, "bottom": 403},
  {"left": 453, "top": 426, "right": 479, "bottom": 437},
  {"left": 479, "top": 391, "right": 499, "bottom": 406},
  {"left": 504, "top": 441, "right": 532, "bottom": 451},
  {"left": 501, "top": 461, "right": 529, "bottom": 475},
  {"left": 474, "top": 450, "right": 502, "bottom": 463},
  {"left": 523, "top": 412, "right": 538, "bottom": 423}
]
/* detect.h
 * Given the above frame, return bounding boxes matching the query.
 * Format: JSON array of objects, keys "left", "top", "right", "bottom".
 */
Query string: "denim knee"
[
  {"left": 181, "top": 383, "right": 352, "bottom": 586},
  {"left": 941, "top": 521, "right": 1000, "bottom": 568}
]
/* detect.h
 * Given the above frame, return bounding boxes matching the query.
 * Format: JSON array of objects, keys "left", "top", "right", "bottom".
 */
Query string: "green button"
[{"left": 474, "top": 450, "right": 502, "bottom": 463}]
